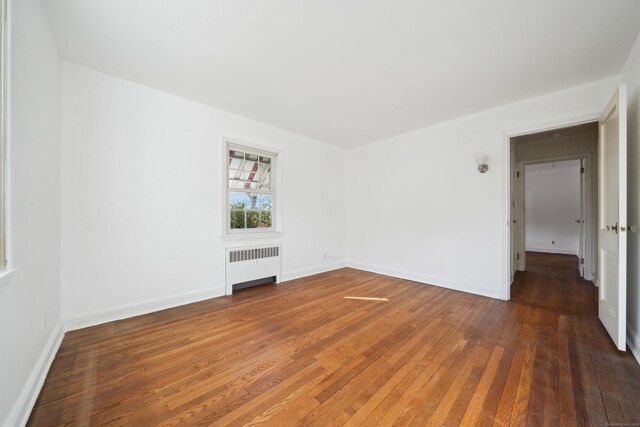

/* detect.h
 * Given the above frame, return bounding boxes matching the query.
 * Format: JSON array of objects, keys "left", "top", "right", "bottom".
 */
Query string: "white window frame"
[{"left": 222, "top": 138, "right": 281, "bottom": 236}]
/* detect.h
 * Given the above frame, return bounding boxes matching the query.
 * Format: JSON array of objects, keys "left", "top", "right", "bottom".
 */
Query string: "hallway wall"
[{"left": 525, "top": 160, "right": 581, "bottom": 255}]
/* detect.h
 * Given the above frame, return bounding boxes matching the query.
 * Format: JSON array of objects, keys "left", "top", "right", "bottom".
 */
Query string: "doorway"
[
  {"left": 523, "top": 159, "right": 584, "bottom": 275},
  {"left": 509, "top": 122, "right": 598, "bottom": 284}
]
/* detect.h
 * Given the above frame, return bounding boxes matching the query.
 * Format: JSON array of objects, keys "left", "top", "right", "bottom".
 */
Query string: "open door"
[
  {"left": 578, "top": 158, "right": 585, "bottom": 278},
  {"left": 598, "top": 85, "right": 627, "bottom": 351}
]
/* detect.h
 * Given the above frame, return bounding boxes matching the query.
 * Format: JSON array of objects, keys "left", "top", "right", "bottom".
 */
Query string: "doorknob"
[{"left": 606, "top": 223, "right": 619, "bottom": 233}]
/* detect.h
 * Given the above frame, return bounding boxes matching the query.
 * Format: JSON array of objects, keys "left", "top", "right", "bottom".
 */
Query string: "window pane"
[
  {"left": 256, "top": 163, "right": 271, "bottom": 190},
  {"left": 229, "top": 192, "right": 249, "bottom": 209},
  {"left": 244, "top": 210, "right": 272, "bottom": 229},
  {"left": 229, "top": 149, "right": 244, "bottom": 160},
  {"left": 229, "top": 167, "right": 244, "bottom": 178},
  {"left": 246, "top": 210, "right": 259, "bottom": 228},
  {"left": 256, "top": 194, "right": 272, "bottom": 209},
  {"left": 229, "top": 169, "right": 245, "bottom": 188},
  {"left": 230, "top": 210, "right": 245, "bottom": 229},
  {"left": 244, "top": 160, "right": 258, "bottom": 174},
  {"left": 259, "top": 211, "right": 272, "bottom": 228}
]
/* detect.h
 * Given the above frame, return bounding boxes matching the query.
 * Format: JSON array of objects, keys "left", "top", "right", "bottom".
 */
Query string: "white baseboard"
[
  {"left": 525, "top": 247, "right": 578, "bottom": 256},
  {"left": 4, "top": 322, "right": 64, "bottom": 427},
  {"left": 64, "top": 263, "right": 351, "bottom": 332},
  {"left": 281, "top": 262, "right": 347, "bottom": 282},
  {"left": 628, "top": 322, "right": 640, "bottom": 365},
  {"left": 346, "top": 261, "right": 502, "bottom": 300},
  {"left": 63, "top": 287, "right": 226, "bottom": 332}
]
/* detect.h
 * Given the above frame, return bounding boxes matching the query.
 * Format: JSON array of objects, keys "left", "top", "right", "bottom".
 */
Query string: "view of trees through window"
[{"left": 227, "top": 146, "right": 274, "bottom": 231}]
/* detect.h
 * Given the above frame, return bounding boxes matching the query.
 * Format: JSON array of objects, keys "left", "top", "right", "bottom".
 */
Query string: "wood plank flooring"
[{"left": 28, "top": 253, "right": 640, "bottom": 425}]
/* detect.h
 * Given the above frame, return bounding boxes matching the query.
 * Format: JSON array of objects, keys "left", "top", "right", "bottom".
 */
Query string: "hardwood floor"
[{"left": 29, "top": 253, "right": 640, "bottom": 426}]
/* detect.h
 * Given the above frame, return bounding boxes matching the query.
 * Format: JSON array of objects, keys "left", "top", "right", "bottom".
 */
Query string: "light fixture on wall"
[{"left": 475, "top": 153, "right": 489, "bottom": 173}]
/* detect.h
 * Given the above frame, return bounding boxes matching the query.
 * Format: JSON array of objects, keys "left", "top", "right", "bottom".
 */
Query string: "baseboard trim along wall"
[
  {"left": 628, "top": 322, "right": 640, "bottom": 366},
  {"left": 63, "top": 263, "right": 349, "bottom": 332},
  {"left": 63, "top": 287, "right": 226, "bottom": 332},
  {"left": 525, "top": 247, "right": 578, "bottom": 256},
  {"left": 4, "top": 322, "right": 64, "bottom": 427},
  {"left": 281, "top": 262, "right": 347, "bottom": 282},
  {"left": 346, "top": 261, "right": 503, "bottom": 300}
]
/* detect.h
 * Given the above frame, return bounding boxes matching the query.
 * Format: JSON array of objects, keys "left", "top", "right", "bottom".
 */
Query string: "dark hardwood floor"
[{"left": 28, "top": 253, "right": 640, "bottom": 426}]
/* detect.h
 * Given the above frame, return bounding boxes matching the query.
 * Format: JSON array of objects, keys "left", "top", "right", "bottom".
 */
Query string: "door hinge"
[
  {"left": 516, "top": 253, "right": 520, "bottom": 260},
  {"left": 580, "top": 167, "right": 585, "bottom": 173},
  {"left": 580, "top": 258, "right": 585, "bottom": 265},
  {"left": 516, "top": 171, "right": 520, "bottom": 178}
]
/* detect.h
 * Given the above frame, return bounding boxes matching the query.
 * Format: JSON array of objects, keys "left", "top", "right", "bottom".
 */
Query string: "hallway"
[{"left": 511, "top": 251, "right": 640, "bottom": 424}]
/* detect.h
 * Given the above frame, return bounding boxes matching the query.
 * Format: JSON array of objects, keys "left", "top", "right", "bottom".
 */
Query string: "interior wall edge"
[
  {"left": 280, "top": 262, "right": 347, "bottom": 282},
  {"left": 346, "top": 262, "right": 504, "bottom": 301},
  {"left": 3, "top": 322, "right": 64, "bottom": 427},
  {"left": 63, "top": 287, "right": 226, "bottom": 332}
]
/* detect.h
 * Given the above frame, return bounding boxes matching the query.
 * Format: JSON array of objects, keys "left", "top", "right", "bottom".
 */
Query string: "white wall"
[
  {"left": 621, "top": 32, "right": 640, "bottom": 362},
  {"left": 60, "top": 63, "right": 347, "bottom": 327},
  {"left": 0, "top": 0, "right": 62, "bottom": 425},
  {"left": 524, "top": 161, "right": 581, "bottom": 255},
  {"left": 347, "top": 77, "right": 619, "bottom": 299}
]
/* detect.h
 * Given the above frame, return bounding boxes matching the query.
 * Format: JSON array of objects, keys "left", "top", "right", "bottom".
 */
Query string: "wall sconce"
[{"left": 475, "top": 153, "right": 489, "bottom": 173}]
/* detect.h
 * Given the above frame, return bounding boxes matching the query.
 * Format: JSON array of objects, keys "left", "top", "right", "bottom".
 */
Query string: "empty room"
[{"left": 3, "top": 0, "right": 640, "bottom": 425}]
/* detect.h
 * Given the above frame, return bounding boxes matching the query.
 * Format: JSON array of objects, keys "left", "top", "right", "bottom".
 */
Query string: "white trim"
[
  {"left": 347, "top": 262, "right": 503, "bottom": 300},
  {"left": 4, "top": 322, "right": 64, "bottom": 427},
  {"left": 66, "top": 261, "right": 352, "bottom": 331},
  {"left": 525, "top": 247, "right": 578, "bottom": 255},
  {"left": 63, "top": 287, "right": 225, "bottom": 331},
  {"left": 0, "top": 265, "right": 15, "bottom": 286},
  {"left": 2, "top": 0, "right": 12, "bottom": 278},
  {"left": 281, "top": 262, "right": 347, "bottom": 282},
  {"left": 502, "top": 112, "right": 601, "bottom": 139},
  {"left": 502, "top": 111, "right": 601, "bottom": 301},
  {"left": 627, "top": 322, "right": 640, "bottom": 365},
  {"left": 220, "top": 231, "right": 284, "bottom": 244}
]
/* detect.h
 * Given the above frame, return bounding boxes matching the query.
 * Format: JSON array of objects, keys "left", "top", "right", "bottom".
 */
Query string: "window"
[{"left": 226, "top": 143, "right": 276, "bottom": 233}]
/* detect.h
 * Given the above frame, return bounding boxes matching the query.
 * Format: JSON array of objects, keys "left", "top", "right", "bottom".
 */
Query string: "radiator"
[{"left": 225, "top": 244, "right": 281, "bottom": 294}]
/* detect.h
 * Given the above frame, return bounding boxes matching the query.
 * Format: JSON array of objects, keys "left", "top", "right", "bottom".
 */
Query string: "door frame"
[
  {"left": 502, "top": 113, "right": 600, "bottom": 300},
  {"left": 514, "top": 153, "right": 594, "bottom": 280}
]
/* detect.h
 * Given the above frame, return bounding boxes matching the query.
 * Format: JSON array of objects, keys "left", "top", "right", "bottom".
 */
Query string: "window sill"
[
  {"left": 0, "top": 268, "right": 17, "bottom": 287},
  {"left": 220, "top": 231, "right": 284, "bottom": 242}
]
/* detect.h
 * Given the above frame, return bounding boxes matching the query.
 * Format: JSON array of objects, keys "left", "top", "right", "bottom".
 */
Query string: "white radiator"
[{"left": 225, "top": 244, "right": 281, "bottom": 294}]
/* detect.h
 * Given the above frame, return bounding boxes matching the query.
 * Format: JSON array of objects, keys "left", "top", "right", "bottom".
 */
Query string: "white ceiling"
[{"left": 41, "top": 0, "right": 640, "bottom": 148}]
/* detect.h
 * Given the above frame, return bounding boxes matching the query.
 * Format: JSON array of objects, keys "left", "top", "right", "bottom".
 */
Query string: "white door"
[
  {"left": 578, "top": 159, "right": 585, "bottom": 278},
  {"left": 598, "top": 86, "right": 627, "bottom": 351}
]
